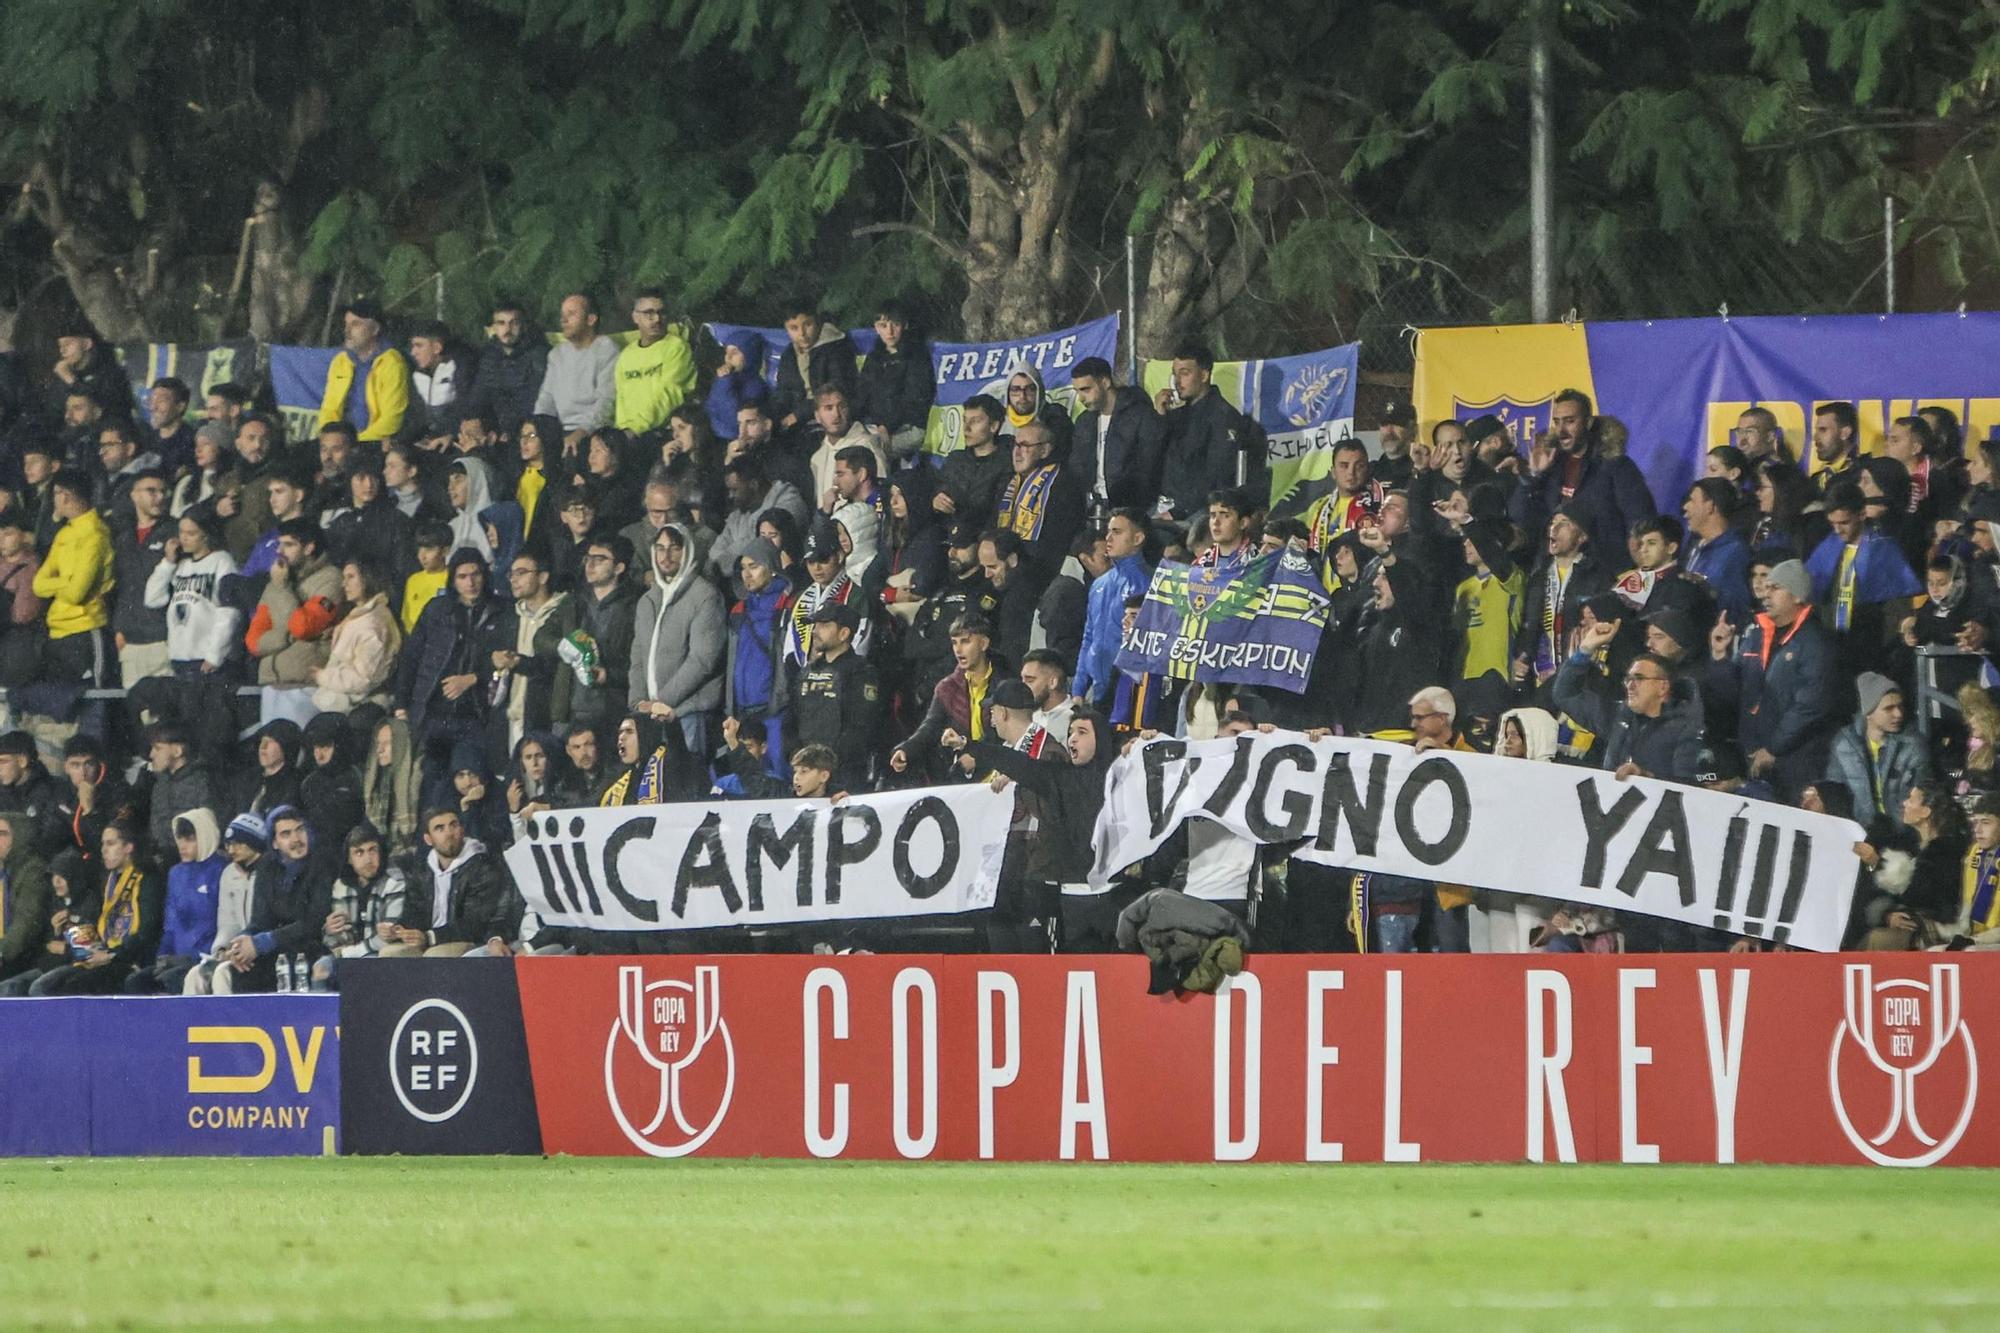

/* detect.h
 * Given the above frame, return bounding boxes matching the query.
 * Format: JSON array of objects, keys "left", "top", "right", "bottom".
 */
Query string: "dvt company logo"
[
  {"left": 605, "top": 964, "right": 735, "bottom": 1156},
  {"left": 390, "top": 999, "right": 478, "bottom": 1123}
]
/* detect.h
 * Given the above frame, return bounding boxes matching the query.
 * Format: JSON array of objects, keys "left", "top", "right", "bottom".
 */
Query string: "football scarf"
[{"left": 997, "top": 464, "right": 1060, "bottom": 540}]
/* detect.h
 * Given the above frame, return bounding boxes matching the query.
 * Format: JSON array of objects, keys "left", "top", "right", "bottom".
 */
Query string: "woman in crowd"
[
  {"left": 581, "top": 428, "right": 641, "bottom": 531},
  {"left": 447, "top": 456, "right": 499, "bottom": 562},
  {"left": 513, "top": 414, "right": 568, "bottom": 556},
  {"left": 145, "top": 509, "right": 241, "bottom": 679},
  {"left": 1853, "top": 780, "right": 1970, "bottom": 949},
  {"left": 1749, "top": 459, "right": 1827, "bottom": 556},
  {"left": 663, "top": 403, "right": 726, "bottom": 526},
  {"left": 170, "top": 425, "right": 238, "bottom": 519},
  {"left": 363, "top": 716, "right": 421, "bottom": 854},
  {"left": 310, "top": 560, "right": 402, "bottom": 713}
]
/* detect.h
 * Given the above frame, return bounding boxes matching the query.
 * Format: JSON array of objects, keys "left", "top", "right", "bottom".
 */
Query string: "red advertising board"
[{"left": 510, "top": 953, "right": 1997, "bottom": 1166}]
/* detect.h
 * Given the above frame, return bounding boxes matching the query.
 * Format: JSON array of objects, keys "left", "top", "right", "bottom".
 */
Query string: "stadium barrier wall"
[
  {"left": 0, "top": 996, "right": 340, "bottom": 1157},
  {"left": 340, "top": 953, "right": 1997, "bottom": 1166}
]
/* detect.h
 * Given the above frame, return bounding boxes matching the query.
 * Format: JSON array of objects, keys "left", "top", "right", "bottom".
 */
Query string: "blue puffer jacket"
[
  {"left": 1825, "top": 718, "right": 1932, "bottom": 827},
  {"left": 1073, "top": 554, "right": 1151, "bottom": 707},
  {"left": 160, "top": 852, "right": 226, "bottom": 959}
]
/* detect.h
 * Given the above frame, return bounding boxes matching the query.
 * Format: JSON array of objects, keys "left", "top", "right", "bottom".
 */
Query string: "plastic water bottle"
[{"left": 276, "top": 954, "right": 294, "bottom": 992}]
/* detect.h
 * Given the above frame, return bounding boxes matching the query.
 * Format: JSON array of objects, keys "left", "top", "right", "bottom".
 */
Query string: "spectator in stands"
[
  {"left": 34, "top": 468, "right": 115, "bottom": 700},
  {"left": 213, "top": 414, "right": 276, "bottom": 558},
  {"left": 892, "top": 613, "right": 999, "bottom": 781},
  {"left": 491, "top": 549, "right": 576, "bottom": 753},
  {"left": 1853, "top": 780, "right": 1969, "bottom": 950},
  {"left": 979, "top": 530, "right": 1036, "bottom": 666},
  {"left": 711, "top": 457, "right": 808, "bottom": 578},
  {"left": 630, "top": 523, "right": 726, "bottom": 754},
  {"left": 95, "top": 421, "right": 161, "bottom": 531},
  {"left": 126, "top": 809, "right": 223, "bottom": 994},
  {"left": 1021, "top": 649, "right": 1076, "bottom": 739},
  {"left": 384, "top": 806, "right": 513, "bottom": 957},
  {"left": 1811, "top": 400, "right": 1862, "bottom": 496},
  {"left": 446, "top": 456, "right": 500, "bottom": 563},
  {"left": 567, "top": 534, "right": 639, "bottom": 732},
  {"left": 787, "top": 523, "right": 875, "bottom": 663},
  {"left": 1682, "top": 477, "right": 1752, "bottom": 623},
  {"left": 0, "top": 733, "right": 63, "bottom": 854},
  {"left": 383, "top": 442, "right": 441, "bottom": 523},
  {"left": 245, "top": 720, "right": 304, "bottom": 816},
  {"left": 772, "top": 299, "right": 858, "bottom": 431},
  {"left": 31, "top": 821, "right": 162, "bottom": 995},
  {"left": 705, "top": 330, "right": 769, "bottom": 442},
  {"left": 1346, "top": 559, "right": 1444, "bottom": 733},
  {"left": 311, "top": 560, "right": 403, "bottom": 713},
  {"left": 317, "top": 298, "right": 410, "bottom": 442},
  {"left": 581, "top": 428, "right": 643, "bottom": 533},
  {"left": 311, "top": 823, "right": 407, "bottom": 988},
  {"left": 110, "top": 469, "right": 172, "bottom": 688},
  {"left": 170, "top": 421, "right": 232, "bottom": 519},
  {"left": 1514, "top": 506, "right": 1609, "bottom": 698},
  {"left": 536, "top": 292, "right": 619, "bottom": 448},
  {"left": 143, "top": 721, "right": 215, "bottom": 854},
  {"left": 1070, "top": 356, "right": 1164, "bottom": 513},
  {"left": 883, "top": 467, "right": 948, "bottom": 605},
  {"left": 999, "top": 366, "right": 1073, "bottom": 465},
  {"left": 935, "top": 394, "right": 1011, "bottom": 523},
  {"left": 1705, "top": 558, "right": 1843, "bottom": 798},
  {"left": 612, "top": 289, "right": 697, "bottom": 440},
  {"left": 1373, "top": 398, "right": 1419, "bottom": 489},
  {"left": 728, "top": 398, "right": 816, "bottom": 504},
  {"left": 465, "top": 298, "right": 548, "bottom": 438},
  {"left": 788, "top": 601, "right": 883, "bottom": 793},
  {"left": 1438, "top": 495, "right": 1522, "bottom": 741},
  {"left": 1073, "top": 509, "right": 1151, "bottom": 709},
  {"left": 47, "top": 322, "right": 128, "bottom": 424},
  {"left": 1156, "top": 342, "right": 1264, "bottom": 523},
  {"left": 806, "top": 385, "right": 885, "bottom": 509},
  {"left": 510, "top": 415, "right": 564, "bottom": 555},
  {"left": 557, "top": 722, "right": 606, "bottom": 805},
  {"left": 856, "top": 300, "right": 932, "bottom": 461},
  {"left": 1807, "top": 485, "right": 1921, "bottom": 673},
  {"left": 994, "top": 422, "right": 1087, "bottom": 591},
  {"left": 238, "top": 465, "right": 311, "bottom": 581},
  {"left": 1196, "top": 486, "right": 1256, "bottom": 576},
  {"left": 1511, "top": 388, "right": 1657, "bottom": 556},
  {"left": 398, "top": 548, "right": 508, "bottom": 805},
  {"left": 327, "top": 463, "right": 413, "bottom": 578},
  {"left": 214, "top": 806, "right": 329, "bottom": 992},
  {"left": 726, "top": 539, "right": 794, "bottom": 756},
  {"left": 181, "top": 814, "right": 263, "bottom": 994},
  {"left": 364, "top": 718, "right": 420, "bottom": 853},
  {"left": 248, "top": 518, "right": 342, "bottom": 714},
  {"left": 661, "top": 404, "right": 728, "bottom": 526},
  {"left": 22, "top": 443, "right": 61, "bottom": 555},
  {"left": 1827, "top": 673, "right": 1930, "bottom": 830},
  {"left": 407, "top": 319, "right": 468, "bottom": 444},
  {"left": 1556, "top": 622, "right": 1704, "bottom": 781},
  {"left": 400, "top": 522, "right": 452, "bottom": 636},
  {"left": 0, "top": 846, "right": 84, "bottom": 996},
  {"left": 1733, "top": 406, "right": 1794, "bottom": 467},
  {"left": 0, "top": 812, "right": 54, "bottom": 987},
  {"left": 1303, "top": 439, "right": 1384, "bottom": 551},
  {"left": 0, "top": 514, "right": 46, "bottom": 687}
]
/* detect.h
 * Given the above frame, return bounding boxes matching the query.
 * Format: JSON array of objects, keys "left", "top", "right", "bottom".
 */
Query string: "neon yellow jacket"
[
  {"left": 614, "top": 334, "right": 697, "bottom": 434},
  {"left": 32, "top": 508, "right": 113, "bottom": 638},
  {"left": 318, "top": 347, "right": 412, "bottom": 442}
]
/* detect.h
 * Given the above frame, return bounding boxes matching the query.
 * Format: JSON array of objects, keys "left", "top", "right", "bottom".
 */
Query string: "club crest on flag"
[{"left": 1455, "top": 395, "right": 1554, "bottom": 448}]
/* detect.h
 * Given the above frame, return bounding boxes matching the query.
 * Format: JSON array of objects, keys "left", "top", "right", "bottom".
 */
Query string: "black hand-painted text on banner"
[
  {"left": 506, "top": 786, "right": 1012, "bottom": 931},
  {"left": 1089, "top": 734, "right": 1864, "bottom": 951}
]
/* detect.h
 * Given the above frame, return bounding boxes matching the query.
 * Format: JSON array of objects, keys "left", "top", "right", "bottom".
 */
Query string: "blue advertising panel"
[{"left": 0, "top": 996, "right": 340, "bottom": 1157}]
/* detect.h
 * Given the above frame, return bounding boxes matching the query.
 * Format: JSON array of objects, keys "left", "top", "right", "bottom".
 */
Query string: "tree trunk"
[
  {"left": 1137, "top": 108, "right": 1241, "bottom": 360},
  {"left": 23, "top": 160, "right": 151, "bottom": 343},
  {"left": 247, "top": 180, "right": 316, "bottom": 342}
]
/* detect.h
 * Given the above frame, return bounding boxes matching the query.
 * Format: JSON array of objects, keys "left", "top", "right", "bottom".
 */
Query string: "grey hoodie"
[{"left": 628, "top": 522, "right": 726, "bottom": 716}]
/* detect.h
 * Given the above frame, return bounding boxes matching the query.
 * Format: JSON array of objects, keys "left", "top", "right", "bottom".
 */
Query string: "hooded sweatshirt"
[
  {"left": 965, "top": 709, "right": 1114, "bottom": 886},
  {"left": 629, "top": 523, "right": 726, "bottom": 717},
  {"left": 450, "top": 456, "right": 499, "bottom": 562},
  {"left": 705, "top": 331, "right": 770, "bottom": 439},
  {"left": 160, "top": 808, "right": 225, "bottom": 959},
  {"left": 0, "top": 810, "right": 54, "bottom": 973},
  {"left": 144, "top": 548, "right": 242, "bottom": 667}
]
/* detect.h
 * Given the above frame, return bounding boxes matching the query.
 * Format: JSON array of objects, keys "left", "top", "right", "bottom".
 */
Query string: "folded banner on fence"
[
  {"left": 505, "top": 785, "right": 1013, "bottom": 932},
  {"left": 1144, "top": 341, "right": 1359, "bottom": 515},
  {"left": 1090, "top": 733, "right": 1863, "bottom": 950},
  {"left": 1114, "top": 550, "right": 1330, "bottom": 692},
  {"left": 1413, "top": 313, "right": 2000, "bottom": 523}
]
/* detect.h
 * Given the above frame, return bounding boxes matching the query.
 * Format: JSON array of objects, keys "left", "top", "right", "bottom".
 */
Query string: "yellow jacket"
[
  {"left": 318, "top": 346, "right": 412, "bottom": 442},
  {"left": 32, "top": 508, "right": 114, "bottom": 637}
]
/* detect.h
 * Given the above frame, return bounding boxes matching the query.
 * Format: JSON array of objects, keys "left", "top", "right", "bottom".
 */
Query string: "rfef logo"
[
  {"left": 390, "top": 999, "right": 478, "bottom": 1123},
  {"left": 1829, "top": 963, "right": 1978, "bottom": 1167},
  {"left": 605, "top": 964, "right": 735, "bottom": 1156}
]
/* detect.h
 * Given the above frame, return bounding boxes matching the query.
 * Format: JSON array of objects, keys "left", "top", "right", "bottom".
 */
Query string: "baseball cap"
[
  {"left": 1379, "top": 398, "right": 1416, "bottom": 427},
  {"left": 809, "top": 601, "right": 859, "bottom": 629},
  {"left": 803, "top": 526, "right": 840, "bottom": 562},
  {"left": 989, "top": 679, "right": 1036, "bottom": 712},
  {"left": 344, "top": 297, "right": 386, "bottom": 323}
]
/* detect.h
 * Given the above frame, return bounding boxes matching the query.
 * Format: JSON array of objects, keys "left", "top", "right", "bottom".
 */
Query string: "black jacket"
[
  {"left": 855, "top": 342, "right": 933, "bottom": 433},
  {"left": 571, "top": 582, "right": 640, "bottom": 728},
  {"left": 964, "top": 712, "right": 1113, "bottom": 884},
  {"left": 1159, "top": 389, "right": 1265, "bottom": 519},
  {"left": 1070, "top": 391, "right": 1166, "bottom": 512},
  {"left": 400, "top": 845, "right": 517, "bottom": 947},
  {"left": 1553, "top": 654, "right": 1705, "bottom": 780},
  {"left": 787, "top": 648, "right": 885, "bottom": 791},
  {"left": 111, "top": 519, "right": 172, "bottom": 646},
  {"left": 772, "top": 333, "right": 859, "bottom": 427},
  {"left": 326, "top": 497, "right": 417, "bottom": 588},
  {"left": 465, "top": 339, "right": 550, "bottom": 436},
  {"left": 1508, "top": 447, "right": 1658, "bottom": 558},
  {"left": 245, "top": 853, "right": 333, "bottom": 961},
  {"left": 936, "top": 443, "right": 1011, "bottom": 524},
  {"left": 395, "top": 594, "right": 511, "bottom": 734}
]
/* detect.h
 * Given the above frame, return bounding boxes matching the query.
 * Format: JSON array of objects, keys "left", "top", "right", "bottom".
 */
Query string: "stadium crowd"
[{"left": 0, "top": 290, "right": 1998, "bottom": 997}]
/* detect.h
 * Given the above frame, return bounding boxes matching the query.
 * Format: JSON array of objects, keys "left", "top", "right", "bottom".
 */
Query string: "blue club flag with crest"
[{"left": 1115, "top": 549, "right": 1332, "bottom": 693}]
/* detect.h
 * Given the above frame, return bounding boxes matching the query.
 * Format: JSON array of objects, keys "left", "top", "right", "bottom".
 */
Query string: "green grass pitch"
[{"left": 1, "top": 1158, "right": 1993, "bottom": 1328}]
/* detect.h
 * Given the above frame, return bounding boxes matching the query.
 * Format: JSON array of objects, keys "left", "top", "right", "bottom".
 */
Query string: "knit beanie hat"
[
  {"left": 1764, "top": 559, "right": 1812, "bottom": 604},
  {"left": 224, "top": 812, "right": 269, "bottom": 853},
  {"left": 1855, "top": 672, "right": 1901, "bottom": 719}
]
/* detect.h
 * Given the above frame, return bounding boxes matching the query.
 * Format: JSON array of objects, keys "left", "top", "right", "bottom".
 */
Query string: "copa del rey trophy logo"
[
  {"left": 604, "top": 964, "right": 736, "bottom": 1157},
  {"left": 1829, "top": 963, "right": 1979, "bottom": 1167}
]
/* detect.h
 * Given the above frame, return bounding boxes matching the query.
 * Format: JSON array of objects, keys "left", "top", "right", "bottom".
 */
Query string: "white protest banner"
[
  {"left": 1090, "top": 733, "right": 1865, "bottom": 951},
  {"left": 507, "top": 786, "right": 1012, "bottom": 931}
]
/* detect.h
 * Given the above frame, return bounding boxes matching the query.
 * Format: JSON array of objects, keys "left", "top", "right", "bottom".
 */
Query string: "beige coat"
[
  {"left": 312, "top": 593, "right": 402, "bottom": 712},
  {"left": 253, "top": 554, "right": 342, "bottom": 685}
]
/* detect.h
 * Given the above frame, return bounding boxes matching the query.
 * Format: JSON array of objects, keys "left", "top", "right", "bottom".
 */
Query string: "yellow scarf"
[
  {"left": 517, "top": 465, "right": 547, "bottom": 535},
  {"left": 97, "top": 864, "right": 144, "bottom": 949}
]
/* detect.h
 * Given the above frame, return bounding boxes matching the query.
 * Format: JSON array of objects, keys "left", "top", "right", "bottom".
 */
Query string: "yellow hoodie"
[
  {"left": 33, "top": 508, "right": 114, "bottom": 638},
  {"left": 318, "top": 346, "right": 412, "bottom": 442}
]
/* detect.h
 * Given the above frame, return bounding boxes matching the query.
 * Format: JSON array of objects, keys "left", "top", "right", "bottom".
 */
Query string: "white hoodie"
[{"left": 145, "top": 549, "right": 242, "bottom": 668}]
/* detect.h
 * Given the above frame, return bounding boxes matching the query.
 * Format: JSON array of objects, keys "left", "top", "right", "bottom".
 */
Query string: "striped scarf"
[
  {"left": 788, "top": 574, "right": 855, "bottom": 665},
  {"left": 1966, "top": 845, "right": 2000, "bottom": 932},
  {"left": 997, "top": 464, "right": 1060, "bottom": 540},
  {"left": 97, "top": 864, "right": 143, "bottom": 949}
]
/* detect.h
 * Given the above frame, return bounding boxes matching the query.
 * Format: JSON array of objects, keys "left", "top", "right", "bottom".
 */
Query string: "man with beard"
[
  {"left": 1371, "top": 398, "right": 1418, "bottom": 489},
  {"left": 903, "top": 519, "right": 999, "bottom": 708},
  {"left": 1811, "top": 400, "right": 1863, "bottom": 496},
  {"left": 710, "top": 457, "right": 808, "bottom": 577},
  {"left": 1511, "top": 387, "right": 1657, "bottom": 556},
  {"left": 317, "top": 298, "right": 410, "bottom": 443},
  {"left": 1514, "top": 505, "right": 1610, "bottom": 700},
  {"left": 1069, "top": 356, "right": 1164, "bottom": 514},
  {"left": 464, "top": 298, "right": 549, "bottom": 439}
]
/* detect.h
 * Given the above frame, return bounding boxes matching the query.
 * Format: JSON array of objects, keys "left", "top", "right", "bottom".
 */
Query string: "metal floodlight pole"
[
  {"left": 1125, "top": 233, "right": 1139, "bottom": 384},
  {"left": 1529, "top": 3, "right": 1554, "bottom": 325}
]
